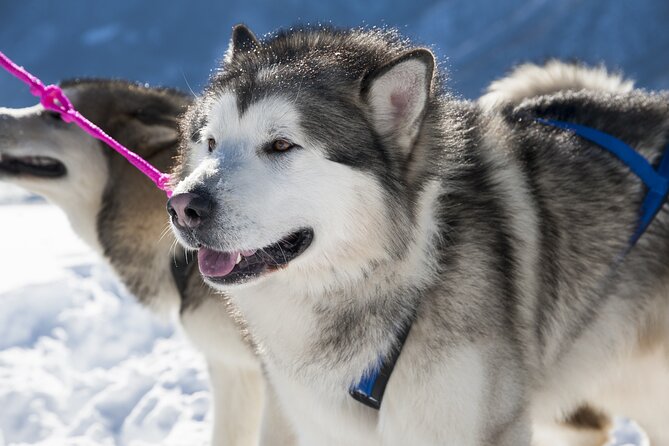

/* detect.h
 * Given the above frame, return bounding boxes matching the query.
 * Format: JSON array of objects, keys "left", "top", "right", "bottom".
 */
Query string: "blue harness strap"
[
  {"left": 349, "top": 118, "right": 669, "bottom": 411},
  {"left": 536, "top": 118, "right": 669, "bottom": 245},
  {"left": 349, "top": 319, "right": 412, "bottom": 410}
]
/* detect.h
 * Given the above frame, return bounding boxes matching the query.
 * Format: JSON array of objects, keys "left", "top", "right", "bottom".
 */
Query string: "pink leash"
[{"left": 0, "top": 50, "right": 173, "bottom": 196}]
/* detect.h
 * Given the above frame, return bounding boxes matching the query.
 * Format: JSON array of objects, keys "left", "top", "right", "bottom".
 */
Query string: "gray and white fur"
[
  {"left": 483, "top": 61, "right": 668, "bottom": 446},
  {"left": 479, "top": 59, "right": 635, "bottom": 111},
  {"left": 171, "top": 25, "right": 669, "bottom": 446},
  {"left": 0, "top": 80, "right": 266, "bottom": 446}
]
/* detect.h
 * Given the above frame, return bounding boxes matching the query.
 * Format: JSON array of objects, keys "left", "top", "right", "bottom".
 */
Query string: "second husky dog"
[
  {"left": 0, "top": 80, "right": 265, "bottom": 445},
  {"left": 169, "top": 25, "right": 669, "bottom": 445}
]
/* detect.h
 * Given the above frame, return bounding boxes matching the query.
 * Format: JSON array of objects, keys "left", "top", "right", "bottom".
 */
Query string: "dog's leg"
[
  {"left": 640, "top": 365, "right": 669, "bottom": 446},
  {"left": 259, "top": 379, "right": 297, "bottom": 446},
  {"left": 588, "top": 345, "right": 669, "bottom": 446},
  {"left": 533, "top": 423, "right": 609, "bottom": 446},
  {"left": 533, "top": 406, "right": 611, "bottom": 446},
  {"left": 622, "top": 339, "right": 669, "bottom": 446},
  {"left": 207, "top": 359, "right": 265, "bottom": 446},
  {"left": 380, "top": 341, "right": 532, "bottom": 446}
]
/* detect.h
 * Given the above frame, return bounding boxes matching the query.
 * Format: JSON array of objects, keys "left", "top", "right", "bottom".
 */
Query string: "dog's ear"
[
  {"left": 361, "top": 49, "right": 435, "bottom": 155},
  {"left": 128, "top": 113, "right": 180, "bottom": 152},
  {"left": 114, "top": 92, "right": 188, "bottom": 157},
  {"left": 225, "top": 24, "right": 260, "bottom": 63}
]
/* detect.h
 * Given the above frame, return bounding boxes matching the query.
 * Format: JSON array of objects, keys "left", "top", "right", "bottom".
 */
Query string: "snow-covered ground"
[{"left": 0, "top": 188, "right": 211, "bottom": 446}]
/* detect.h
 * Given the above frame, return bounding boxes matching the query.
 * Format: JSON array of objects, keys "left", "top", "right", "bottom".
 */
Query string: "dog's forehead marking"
[
  {"left": 184, "top": 92, "right": 303, "bottom": 178},
  {"left": 207, "top": 91, "right": 302, "bottom": 144}
]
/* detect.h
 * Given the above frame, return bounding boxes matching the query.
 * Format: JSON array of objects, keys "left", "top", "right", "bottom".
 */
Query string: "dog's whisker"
[
  {"left": 277, "top": 243, "right": 288, "bottom": 265},
  {"left": 182, "top": 70, "right": 197, "bottom": 98},
  {"left": 157, "top": 223, "right": 174, "bottom": 244}
]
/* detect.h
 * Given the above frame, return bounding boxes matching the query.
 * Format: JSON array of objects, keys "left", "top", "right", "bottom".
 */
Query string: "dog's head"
[
  {"left": 169, "top": 25, "right": 437, "bottom": 292},
  {"left": 0, "top": 79, "right": 189, "bottom": 249}
]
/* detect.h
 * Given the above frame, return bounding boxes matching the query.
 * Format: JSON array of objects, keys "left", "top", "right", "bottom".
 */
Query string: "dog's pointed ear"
[
  {"left": 121, "top": 95, "right": 188, "bottom": 155},
  {"left": 225, "top": 24, "right": 260, "bottom": 63},
  {"left": 132, "top": 118, "right": 179, "bottom": 151},
  {"left": 117, "top": 112, "right": 180, "bottom": 158},
  {"left": 361, "top": 49, "right": 435, "bottom": 154}
]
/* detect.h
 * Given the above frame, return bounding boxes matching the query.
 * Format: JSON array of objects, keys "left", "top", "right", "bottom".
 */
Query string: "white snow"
[{"left": 0, "top": 192, "right": 211, "bottom": 446}]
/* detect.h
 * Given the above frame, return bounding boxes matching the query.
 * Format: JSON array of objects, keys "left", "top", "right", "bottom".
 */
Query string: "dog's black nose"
[{"left": 167, "top": 192, "right": 211, "bottom": 229}]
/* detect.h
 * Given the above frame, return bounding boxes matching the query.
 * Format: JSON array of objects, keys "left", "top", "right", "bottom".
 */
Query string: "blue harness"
[{"left": 349, "top": 118, "right": 669, "bottom": 410}]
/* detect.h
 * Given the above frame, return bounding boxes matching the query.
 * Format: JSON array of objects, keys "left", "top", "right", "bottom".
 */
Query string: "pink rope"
[{"left": 0, "top": 50, "right": 173, "bottom": 196}]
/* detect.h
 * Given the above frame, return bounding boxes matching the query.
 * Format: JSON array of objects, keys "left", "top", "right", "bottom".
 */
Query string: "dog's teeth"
[{"left": 236, "top": 253, "right": 242, "bottom": 265}]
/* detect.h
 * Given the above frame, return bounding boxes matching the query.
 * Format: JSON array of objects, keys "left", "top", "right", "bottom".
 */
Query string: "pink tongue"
[{"left": 198, "top": 248, "right": 240, "bottom": 277}]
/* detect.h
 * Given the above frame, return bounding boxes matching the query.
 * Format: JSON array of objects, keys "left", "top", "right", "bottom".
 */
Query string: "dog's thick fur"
[
  {"left": 479, "top": 60, "right": 635, "bottom": 111},
  {"left": 171, "top": 25, "right": 669, "bottom": 446},
  {"left": 0, "top": 80, "right": 265, "bottom": 445}
]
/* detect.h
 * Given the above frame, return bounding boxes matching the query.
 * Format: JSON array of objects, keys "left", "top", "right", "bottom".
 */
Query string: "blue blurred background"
[{"left": 1, "top": 0, "right": 668, "bottom": 106}]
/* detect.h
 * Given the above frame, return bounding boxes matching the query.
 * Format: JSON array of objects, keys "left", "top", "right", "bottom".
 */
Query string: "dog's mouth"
[
  {"left": 197, "top": 228, "right": 314, "bottom": 285},
  {"left": 0, "top": 153, "right": 66, "bottom": 178}
]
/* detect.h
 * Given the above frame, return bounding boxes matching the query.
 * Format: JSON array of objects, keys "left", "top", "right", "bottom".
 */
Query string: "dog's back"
[{"left": 478, "top": 63, "right": 669, "bottom": 445}]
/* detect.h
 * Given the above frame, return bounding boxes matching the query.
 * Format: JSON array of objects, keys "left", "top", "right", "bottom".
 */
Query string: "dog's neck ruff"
[
  {"left": 0, "top": 50, "right": 172, "bottom": 196},
  {"left": 351, "top": 118, "right": 669, "bottom": 410}
]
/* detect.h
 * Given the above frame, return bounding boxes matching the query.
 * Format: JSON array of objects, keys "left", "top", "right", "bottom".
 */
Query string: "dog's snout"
[{"left": 167, "top": 192, "right": 212, "bottom": 229}]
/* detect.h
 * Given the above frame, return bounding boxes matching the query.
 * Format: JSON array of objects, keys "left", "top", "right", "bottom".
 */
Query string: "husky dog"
[
  {"left": 0, "top": 80, "right": 265, "bottom": 446},
  {"left": 170, "top": 25, "right": 669, "bottom": 446}
]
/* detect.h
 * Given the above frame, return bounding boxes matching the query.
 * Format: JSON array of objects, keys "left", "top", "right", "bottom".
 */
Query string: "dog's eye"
[
  {"left": 271, "top": 139, "right": 295, "bottom": 152},
  {"left": 207, "top": 138, "right": 217, "bottom": 153}
]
